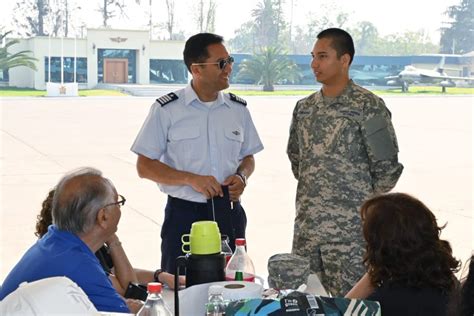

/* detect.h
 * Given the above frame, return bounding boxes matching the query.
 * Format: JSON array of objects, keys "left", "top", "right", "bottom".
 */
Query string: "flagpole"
[
  {"left": 61, "top": 36, "right": 64, "bottom": 84},
  {"left": 74, "top": 36, "right": 77, "bottom": 83},
  {"left": 48, "top": 34, "right": 51, "bottom": 82}
]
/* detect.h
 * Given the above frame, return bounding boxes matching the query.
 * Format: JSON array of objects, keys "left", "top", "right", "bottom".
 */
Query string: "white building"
[{"left": 4, "top": 28, "right": 187, "bottom": 90}]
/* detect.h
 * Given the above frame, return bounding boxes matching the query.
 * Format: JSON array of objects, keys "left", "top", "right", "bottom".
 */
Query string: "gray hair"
[{"left": 52, "top": 167, "right": 115, "bottom": 235}]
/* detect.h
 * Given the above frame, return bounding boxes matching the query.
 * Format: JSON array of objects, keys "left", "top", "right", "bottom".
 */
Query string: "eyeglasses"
[
  {"left": 103, "top": 194, "right": 126, "bottom": 209},
  {"left": 192, "top": 56, "right": 234, "bottom": 70}
]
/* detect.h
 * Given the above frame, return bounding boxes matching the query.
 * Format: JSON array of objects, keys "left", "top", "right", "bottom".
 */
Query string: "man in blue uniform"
[
  {"left": 0, "top": 168, "right": 137, "bottom": 313},
  {"left": 131, "top": 33, "right": 264, "bottom": 274}
]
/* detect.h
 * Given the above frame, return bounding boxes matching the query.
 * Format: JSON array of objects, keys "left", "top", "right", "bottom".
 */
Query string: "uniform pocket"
[
  {"left": 168, "top": 126, "right": 201, "bottom": 161},
  {"left": 224, "top": 127, "right": 244, "bottom": 158},
  {"left": 169, "top": 126, "right": 200, "bottom": 142}
]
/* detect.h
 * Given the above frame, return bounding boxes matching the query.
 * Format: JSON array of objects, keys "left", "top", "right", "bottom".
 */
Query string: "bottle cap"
[
  {"left": 147, "top": 282, "right": 162, "bottom": 293},
  {"left": 221, "top": 234, "right": 230, "bottom": 242},
  {"left": 235, "top": 238, "right": 246, "bottom": 246},
  {"left": 208, "top": 285, "right": 224, "bottom": 295},
  {"left": 234, "top": 271, "right": 244, "bottom": 281}
]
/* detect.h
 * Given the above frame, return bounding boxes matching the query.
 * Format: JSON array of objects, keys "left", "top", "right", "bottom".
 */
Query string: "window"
[
  {"left": 44, "top": 57, "right": 87, "bottom": 83},
  {"left": 149, "top": 59, "right": 188, "bottom": 84}
]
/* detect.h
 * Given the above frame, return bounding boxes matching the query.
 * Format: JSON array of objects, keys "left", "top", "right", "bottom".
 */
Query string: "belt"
[
  {"left": 167, "top": 195, "right": 207, "bottom": 206},
  {"left": 167, "top": 195, "right": 241, "bottom": 209}
]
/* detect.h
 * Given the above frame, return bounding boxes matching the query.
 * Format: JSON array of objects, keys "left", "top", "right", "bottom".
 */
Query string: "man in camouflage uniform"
[{"left": 287, "top": 28, "right": 403, "bottom": 296}]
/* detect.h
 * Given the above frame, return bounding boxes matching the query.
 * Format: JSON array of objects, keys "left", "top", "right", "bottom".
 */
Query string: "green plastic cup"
[{"left": 181, "top": 221, "right": 221, "bottom": 255}]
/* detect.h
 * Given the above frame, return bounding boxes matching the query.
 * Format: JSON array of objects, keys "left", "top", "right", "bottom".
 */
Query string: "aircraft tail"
[{"left": 434, "top": 56, "right": 446, "bottom": 74}]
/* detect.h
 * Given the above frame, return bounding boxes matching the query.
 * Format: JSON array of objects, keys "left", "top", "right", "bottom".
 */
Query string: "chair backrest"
[{"left": 0, "top": 276, "right": 98, "bottom": 315}]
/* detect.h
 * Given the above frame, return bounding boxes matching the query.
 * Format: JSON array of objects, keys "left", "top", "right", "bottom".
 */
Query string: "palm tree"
[
  {"left": 0, "top": 32, "right": 37, "bottom": 72},
  {"left": 237, "top": 46, "right": 300, "bottom": 91}
]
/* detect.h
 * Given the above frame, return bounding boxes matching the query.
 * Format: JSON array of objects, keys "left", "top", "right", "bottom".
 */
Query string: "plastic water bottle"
[
  {"left": 225, "top": 238, "right": 256, "bottom": 282},
  {"left": 206, "top": 285, "right": 226, "bottom": 316},
  {"left": 136, "top": 282, "right": 172, "bottom": 316},
  {"left": 221, "top": 234, "right": 233, "bottom": 264}
]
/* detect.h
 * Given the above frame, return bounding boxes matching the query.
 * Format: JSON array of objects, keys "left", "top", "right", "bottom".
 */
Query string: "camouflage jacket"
[{"left": 287, "top": 80, "right": 403, "bottom": 242}]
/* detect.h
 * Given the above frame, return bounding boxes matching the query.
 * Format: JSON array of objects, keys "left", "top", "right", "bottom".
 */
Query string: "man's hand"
[
  {"left": 222, "top": 174, "right": 245, "bottom": 201},
  {"left": 105, "top": 233, "right": 120, "bottom": 247},
  {"left": 159, "top": 272, "right": 186, "bottom": 290},
  {"left": 126, "top": 298, "right": 143, "bottom": 314},
  {"left": 189, "top": 175, "right": 223, "bottom": 199}
]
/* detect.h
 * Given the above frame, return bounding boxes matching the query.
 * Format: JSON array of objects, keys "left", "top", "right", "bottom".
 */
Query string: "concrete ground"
[{"left": 1, "top": 94, "right": 472, "bottom": 284}]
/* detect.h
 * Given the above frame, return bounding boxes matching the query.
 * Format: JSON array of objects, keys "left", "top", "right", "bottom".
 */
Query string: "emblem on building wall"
[{"left": 110, "top": 37, "right": 128, "bottom": 43}]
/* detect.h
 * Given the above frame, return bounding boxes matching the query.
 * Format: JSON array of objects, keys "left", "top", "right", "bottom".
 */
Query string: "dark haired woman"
[{"left": 346, "top": 193, "right": 460, "bottom": 316}]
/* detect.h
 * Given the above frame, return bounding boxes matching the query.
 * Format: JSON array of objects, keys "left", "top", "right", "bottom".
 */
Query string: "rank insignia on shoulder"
[
  {"left": 156, "top": 92, "right": 178, "bottom": 106},
  {"left": 229, "top": 93, "right": 247, "bottom": 106}
]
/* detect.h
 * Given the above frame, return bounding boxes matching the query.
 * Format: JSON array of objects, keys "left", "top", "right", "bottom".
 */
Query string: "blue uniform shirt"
[
  {"left": 0, "top": 226, "right": 129, "bottom": 313},
  {"left": 131, "top": 84, "right": 264, "bottom": 202}
]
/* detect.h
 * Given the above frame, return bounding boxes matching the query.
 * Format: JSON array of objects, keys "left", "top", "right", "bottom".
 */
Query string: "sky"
[{"left": 0, "top": 0, "right": 459, "bottom": 43}]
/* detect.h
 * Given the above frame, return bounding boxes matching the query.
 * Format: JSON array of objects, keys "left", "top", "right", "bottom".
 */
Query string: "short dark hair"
[
  {"left": 183, "top": 33, "right": 224, "bottom": 72},
  {"left": 317, "top": 28, "right": 355, "bottom": 65},
  {"left": 361, "top": 193, "right": 460, "bottom": 292}
]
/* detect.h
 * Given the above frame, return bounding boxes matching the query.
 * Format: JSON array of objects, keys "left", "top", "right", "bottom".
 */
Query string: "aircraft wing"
[
  {"left": 384, "top": 75, "right": 400, "bottom": 80},
  {"left": 419, "top": 73, "right": 474, "bottom": 81}
]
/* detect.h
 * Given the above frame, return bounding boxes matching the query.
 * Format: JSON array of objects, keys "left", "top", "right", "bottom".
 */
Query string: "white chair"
[{"left": 0, "top": 276, "right": 98, "bottom": 315}]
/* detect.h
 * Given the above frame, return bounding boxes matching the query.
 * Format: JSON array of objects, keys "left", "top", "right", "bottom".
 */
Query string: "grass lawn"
[
  {"left": 372, "top": 86, "right": 474, "bottom": 95},
  {"left": 0, "top": 87, "right": 127, "bottom": 97},
  {"left": 1, "top": 86, "right": 472, "bottom": 97},
  {"left": 227, "top": 90, "right": 315, "bottom": 96},
  {"left": 229, "top": 86, "right": 474, "bottom": 96}
]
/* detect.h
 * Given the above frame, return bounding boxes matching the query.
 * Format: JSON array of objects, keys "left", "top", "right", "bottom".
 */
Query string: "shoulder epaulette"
[
  {"left": 229, "top": 93, "right": 247, "bottom": 106},
  {"left": 156, "top": 92, "right": 178, "bottom": 107}
]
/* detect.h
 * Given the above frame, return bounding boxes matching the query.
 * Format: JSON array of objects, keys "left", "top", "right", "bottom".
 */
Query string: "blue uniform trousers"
[{"left": 161, "top": 195, "right": 247, "bottom": 274}]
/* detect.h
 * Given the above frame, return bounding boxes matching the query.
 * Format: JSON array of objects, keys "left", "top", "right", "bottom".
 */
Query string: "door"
[{"left": 104, "top": 58, "right": 128, "bottom": 83}]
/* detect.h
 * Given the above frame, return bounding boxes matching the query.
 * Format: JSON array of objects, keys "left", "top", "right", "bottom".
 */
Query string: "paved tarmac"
[{"left": 1, "top": 94, "right": 472, "bottom": 283}]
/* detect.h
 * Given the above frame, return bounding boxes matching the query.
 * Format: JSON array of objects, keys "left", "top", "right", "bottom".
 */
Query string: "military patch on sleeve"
[
  {"left": 229, "top": 93, "right": 247, "bottom": 106},
  {"left": 156, "top": 92, "right": 178, "bottom": 107}
]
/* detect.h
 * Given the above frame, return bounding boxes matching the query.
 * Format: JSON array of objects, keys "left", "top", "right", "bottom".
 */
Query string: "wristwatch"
[
  {"left": 153, "top": 269, "right": 163, "bottom": 282},
  {"left": 235, "top": 172, "right": 247, "bottom": 186}
]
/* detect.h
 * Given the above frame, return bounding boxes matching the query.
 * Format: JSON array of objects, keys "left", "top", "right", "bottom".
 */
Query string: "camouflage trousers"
[{"left": 292, "top": 235, "right": 365, "bottom": 297}]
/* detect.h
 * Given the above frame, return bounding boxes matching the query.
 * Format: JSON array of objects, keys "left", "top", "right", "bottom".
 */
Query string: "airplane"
[{"left": 385, "top": 56, "right": 474, "bottom": 92}]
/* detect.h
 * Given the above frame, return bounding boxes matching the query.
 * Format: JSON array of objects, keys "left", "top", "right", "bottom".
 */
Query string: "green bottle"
[{"left": 234, "top": 271, "right": 243, "bottom": 281}]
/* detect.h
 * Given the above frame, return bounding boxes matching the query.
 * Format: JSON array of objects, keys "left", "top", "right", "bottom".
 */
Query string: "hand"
[
  {"left": 189, "top": 175, "right": 223, "bottom": 199},
  {"left": 159, "top": 272, "right": 185, "bottom": 290},
  {"left": 105, "top": 233, "right": 120, "bottom": 246},
  {"left": 222, "top": 174, "right": 245, "bottom": 201},
  {"left": 125, "top": 298, "right": 143, "bottom": 314}
]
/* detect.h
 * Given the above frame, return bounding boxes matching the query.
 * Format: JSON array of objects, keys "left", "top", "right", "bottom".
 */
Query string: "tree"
[
  {"left": 350, "top": 21, "right": 379, "bottom": 55},
  {"left": 228, "top": 0, "right": 287, "bottom": 53},
  {"left": 194, "top": 0, "right": 216, "bottom": 33},
  {"left": 440, "top": 0, "right": 474, "bottom": 54},
  {"left": 0, "top": 32, "right": 38, "bottom": 72},
  {"left": 98, "top": 0, "right": 125, "bottom": 27},
  {"left": 228, "top": 21, "right": 258, "bottom": 53},
  {"left": 11, "top": 0, "right": 82, "bottom": 37},
  {"left": 164, "top": 0, "right": 176, "bottom": 40},
  {"left": 237, "top": 46, "right": 301, "bottom": 91},
  {"left": 383, "top": 31, "right": 439, "bottom": 55},
  {"left": 12, "top": 0, "right": 49, "bottom": 36},
  {"left": 251, "top": 0, "right": 286, "bottom": 49},
  {"left": 290, "top": 3, "right": 348, "bottom": 54}
]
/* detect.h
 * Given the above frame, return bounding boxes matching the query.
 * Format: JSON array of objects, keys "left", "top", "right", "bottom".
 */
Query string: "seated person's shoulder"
[{"left": 369, "top": 285, "right": 449, "bottom": 316}]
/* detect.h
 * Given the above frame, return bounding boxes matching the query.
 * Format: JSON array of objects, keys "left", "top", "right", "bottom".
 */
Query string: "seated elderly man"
[{"left": 0, "top": 167, "right": 139, "bottom": 313}]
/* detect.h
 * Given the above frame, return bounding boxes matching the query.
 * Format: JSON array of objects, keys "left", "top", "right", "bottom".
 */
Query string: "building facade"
[
  {"left": 3, "top": 28, "right": 473, "bottom": 90},
  {"left": 5, "top": 28, "right": 187, "bottom": 90}
]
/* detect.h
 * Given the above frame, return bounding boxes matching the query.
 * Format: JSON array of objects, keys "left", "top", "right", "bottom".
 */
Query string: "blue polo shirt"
[
  {"left": 0, "top": 226, "right": 129, "bottom": 313},
  {"left": 131, "top": 84, "right": 264, "bottom": 202}
]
